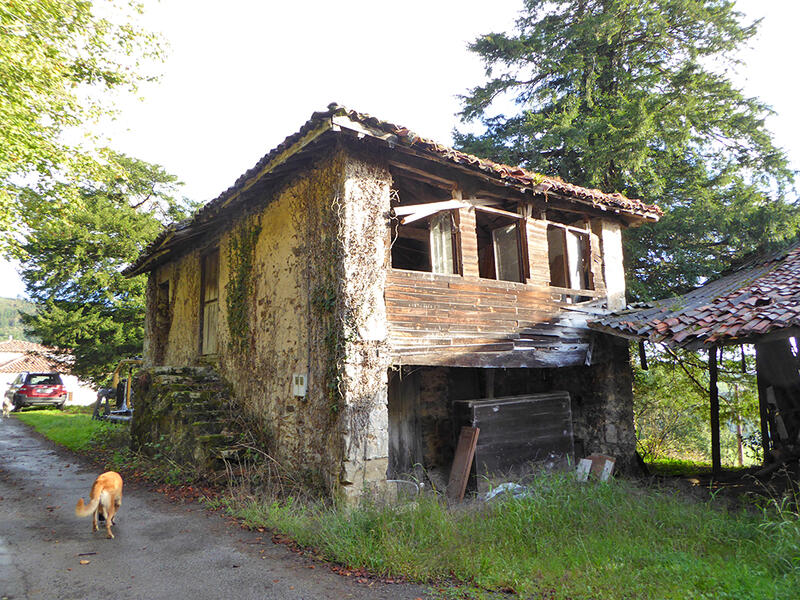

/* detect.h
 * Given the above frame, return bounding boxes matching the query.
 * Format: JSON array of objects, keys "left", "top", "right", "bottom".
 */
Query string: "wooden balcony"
[{"left": 385, "top": 269, "right": 605, "bottom": 368}]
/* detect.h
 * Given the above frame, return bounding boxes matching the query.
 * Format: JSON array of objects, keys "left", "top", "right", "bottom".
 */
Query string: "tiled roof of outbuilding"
[
  {"left": 0, "top": 339, "right": 48, "bottom": 353},
  {"left": 0, "top": 353, "right": 65, "bottom": 373},
  {"left": 124, "top": 104, "right": 661, "bottom": 277},
  {"left": 0, "top": 340, "right": 72, "bottom": 373},
  {"left": 590, "top": 242, "right": 800, "bottom": 348}
]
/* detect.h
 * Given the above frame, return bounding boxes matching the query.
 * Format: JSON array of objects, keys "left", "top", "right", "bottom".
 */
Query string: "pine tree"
[{"left": 457, "top": 0, "right": 798, "bottom": 299}]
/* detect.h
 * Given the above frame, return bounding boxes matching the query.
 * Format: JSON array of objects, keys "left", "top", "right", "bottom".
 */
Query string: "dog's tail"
[{"left": 75, "top": 495, "right": 100, "bottom": 517}]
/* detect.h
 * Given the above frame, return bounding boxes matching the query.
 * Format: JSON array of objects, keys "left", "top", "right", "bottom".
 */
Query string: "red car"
[{"left": 5, "top": 372, "right": 68, "bottom": 410}]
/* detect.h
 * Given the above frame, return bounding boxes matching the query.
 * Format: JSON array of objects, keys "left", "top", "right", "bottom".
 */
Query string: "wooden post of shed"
[
  {"left": 708, "top": 345, "right": 721, "bottom": 474},
  {"left": 754, "top": 343, "right": 774, "bottom": 463}
]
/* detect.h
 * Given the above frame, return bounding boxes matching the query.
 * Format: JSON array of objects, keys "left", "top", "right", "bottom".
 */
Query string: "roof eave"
[{"left": 124, "top": 117, "right": 337, "bottom": 277}]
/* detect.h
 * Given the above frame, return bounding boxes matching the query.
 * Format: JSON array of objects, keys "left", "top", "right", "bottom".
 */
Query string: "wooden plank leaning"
[{"left": 446, "top": 426, "right": 480, "bottom": 502}]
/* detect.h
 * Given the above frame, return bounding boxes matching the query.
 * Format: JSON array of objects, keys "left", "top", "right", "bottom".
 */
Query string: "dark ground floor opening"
[{"left": 386, "top": 353, "right": 636, "bottom": 492}]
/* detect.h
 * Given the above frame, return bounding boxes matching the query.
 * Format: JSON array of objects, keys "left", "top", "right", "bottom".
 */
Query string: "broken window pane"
[
  {"left": 547, "top": 226, "right": 568, "bottom": 288},
  {"left": 547, "top": 224, "right": 592, "bottom": 291},
  {"left": 430, "top": 212, "right": 455, "bottom": 274},
  {"left": 477, "top": 210, "right": 523, "bottom": 283},
  {"left": 492, "top": 223, "right": 522, "bottom": 283},
  {"left": 391, "top": 211, "right": 457, "bottom": 274},
  {"left": 565, "top": 229, "right": 589, "bottom": 290}
]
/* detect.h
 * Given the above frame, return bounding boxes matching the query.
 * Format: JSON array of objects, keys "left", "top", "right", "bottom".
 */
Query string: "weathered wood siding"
[
  {"left": 385, "top": 269, "right": 596, "bottom": 368},
  {"left": 456, "top": 207, "right": 479, "bottom": 278},
  {"left": 454, "top": 392, "right": 575, "bottom": 490}
]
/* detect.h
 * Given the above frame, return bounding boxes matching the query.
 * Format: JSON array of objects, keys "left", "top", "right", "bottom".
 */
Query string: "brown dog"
[
  {"left": 1, "top": 395, "right": 13, "bottom": 418},
  {"left": 75, "top": 471, "right": 123, "bottom": 538}
]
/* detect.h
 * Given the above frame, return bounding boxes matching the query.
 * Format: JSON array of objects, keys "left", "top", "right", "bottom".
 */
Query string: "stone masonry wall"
[
  {"left": 548, "top": 335, "right": 637, "bottom": 472},
  {"left": 143, "top": 148, "right": 363, "bottom": 497},
  {"left": 336, "top": 152, "right": 393, "bottom": 502}
]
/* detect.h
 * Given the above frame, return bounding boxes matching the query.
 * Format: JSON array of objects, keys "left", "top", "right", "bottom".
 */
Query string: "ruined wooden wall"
[{"left": 385, "top": 270, "right": 598, "bottom": 368}]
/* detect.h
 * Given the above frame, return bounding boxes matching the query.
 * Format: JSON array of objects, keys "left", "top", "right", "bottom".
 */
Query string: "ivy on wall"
[
  {"left": 225, "top": 221, "right": 262, "bottom": 355},
  {"left": 311, "top": 279, "right": 341, "bottom": 413}
]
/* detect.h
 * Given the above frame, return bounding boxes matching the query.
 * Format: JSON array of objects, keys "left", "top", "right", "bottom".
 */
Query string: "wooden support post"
[
  {"left": 755, "top": 344, "right": 774, "bottom": 463},
  {"left": 708, "top": 345, "right": 721, "bottom": 474},
  {"left": 638, "top": 340, "right": 648, "bottom": 370},
  {"left": 525, "top": 218, "right": 550, "bottom": 286}
]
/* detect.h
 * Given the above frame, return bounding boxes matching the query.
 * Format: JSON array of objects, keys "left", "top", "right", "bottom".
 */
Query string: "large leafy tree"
[
  {"left": 457, "top": 0, "right": 798, "bottom": 300},
  {"left": 19, "top": 154, "right": 196, "bottom": 384},
  {"left": 0, "top": 0, "right": 162, "bottom": 245}
]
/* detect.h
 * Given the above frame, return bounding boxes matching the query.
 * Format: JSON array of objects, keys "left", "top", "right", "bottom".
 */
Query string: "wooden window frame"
[
  {"left": 546, "top": 221, "right": 594, "bottom": 291},
  {"left": 199, "top": 248, "right": 220, "bottom": 356}
]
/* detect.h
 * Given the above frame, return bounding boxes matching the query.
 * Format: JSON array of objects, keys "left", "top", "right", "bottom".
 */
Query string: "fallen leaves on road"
[
  {"left": 154, "top": 484, "right": 215, "bottom": 503},
  {"left": 79, "top": 560, "right": 90, "bottom": 565}
]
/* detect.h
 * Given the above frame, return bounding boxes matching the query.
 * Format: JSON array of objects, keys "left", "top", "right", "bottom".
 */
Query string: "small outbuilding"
[
  {"left": 592, "top": 242, "right": 800, "bottom": 471},
  {"left": 0, "top": 339, "right": 97, "bottom": 406}
]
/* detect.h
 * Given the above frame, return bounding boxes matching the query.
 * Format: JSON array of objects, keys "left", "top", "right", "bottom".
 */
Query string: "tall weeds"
[{"left": 212, "top": 470, "right": 800, "bottom": 599}]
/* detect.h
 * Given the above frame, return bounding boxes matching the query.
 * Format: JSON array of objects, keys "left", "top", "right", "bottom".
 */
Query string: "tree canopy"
[
  {"left": 19, "top": 154, "right": 195, "bottom": 384},
  {"left": 457, "top": 0, "right": 799, "bottom": 300},
  {"left": 0, "top": 0, "right": 162, "bottom": 247}
]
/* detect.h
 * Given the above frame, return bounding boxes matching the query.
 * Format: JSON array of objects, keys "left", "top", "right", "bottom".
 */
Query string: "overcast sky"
[{"left": 1, "top": 0, "right": 798, "bottom": 299}]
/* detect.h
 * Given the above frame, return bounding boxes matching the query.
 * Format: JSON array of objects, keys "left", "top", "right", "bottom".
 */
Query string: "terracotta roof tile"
[
  {"left": 590, "top": 242, "right": 800, "bottom": 348},
  {"left": 124, "top": 103, "right": 662, "bottom": 277},
  {"left": 0, "top": 340, "right": 49, "bottom": 353},
  {"left": 0, "top": 353, "right": 69, "bottom": 373}
]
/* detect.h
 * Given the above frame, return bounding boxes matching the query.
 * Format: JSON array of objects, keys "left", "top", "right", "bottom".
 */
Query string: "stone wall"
[
  {"left": 336, "top": 152, "right": 393, "bottom": 502},
  {"left": 142, "top": 146, "right": 395, "bottom": 501},
  {"left": 546, "top": 336, "right": 636, "bottom": 471},
  {"left": 142, "top": 148, "right": 344, "bottom": 495}
]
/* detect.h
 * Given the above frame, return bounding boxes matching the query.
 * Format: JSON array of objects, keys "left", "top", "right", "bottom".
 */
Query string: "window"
[
  {"left": 476, "top": 210, "right": 524, "bottom": 283},
  {"left": 200, "top": 249, "right": 219, "bottom": 355},
  {"left": 153, "top": 280, "right": 171, "bottom": 363},
  {"left": 547, "top": 224, "right": 592, "bottom": 290},
  {"left": 492, "top": 223, "right": 523, "bottom": 282},
  {"left": 430, "top": 212, "right": 456, "bottom": 274},
  {"left": 391, "top": 209, "right": 458, "bottom": 275},
  {"left": 156, "top": 281, "right": 171, "bottom": 330},
  {"left": 27, "top": 373, "right": 62, "bottom": 385}
]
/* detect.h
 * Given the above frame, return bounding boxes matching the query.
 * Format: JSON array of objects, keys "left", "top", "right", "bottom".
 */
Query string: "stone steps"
[{"left": 131, "top": 366, "right": 241, "bottom": 469}]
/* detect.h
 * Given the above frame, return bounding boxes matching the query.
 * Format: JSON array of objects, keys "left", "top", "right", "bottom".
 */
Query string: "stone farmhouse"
[{"left": 124, "top": 104, "right": 662, "bottom": 501}]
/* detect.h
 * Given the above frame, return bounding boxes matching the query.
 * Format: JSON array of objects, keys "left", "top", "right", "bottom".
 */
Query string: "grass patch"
[
  {"left": 213, "top": 473, "right": 800, "bottom": 599},
  {"left": 13, "top": 408, "right": 118, "bottom": 452},
  {"left": 11, "top": 408, "right": 201, "bottom": 486},
  {"left": 12, "top": 410, "right": 798, "bottom": 598},
  {"left": 646, "top": 457, "right": 714, "bottom": 476}
]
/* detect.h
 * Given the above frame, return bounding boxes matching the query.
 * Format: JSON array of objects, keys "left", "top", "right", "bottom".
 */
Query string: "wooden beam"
[
  {"left": 393, "top": 199, "right": 469, "bottom": 224},
  {"left": 754, "top": 345, "right": 774, "bottom": 465},
  {"left": 709, "top": 345, "right": 721, "bottom": 474},
  {"left": 388, "top": 159, "right": 457, "bottom": 189},
  {"left": 472, "top": 204, "right": 524, "bottom": 220},
  {"left": 638, "top": 340, "right": 648, "bottom": 370}
]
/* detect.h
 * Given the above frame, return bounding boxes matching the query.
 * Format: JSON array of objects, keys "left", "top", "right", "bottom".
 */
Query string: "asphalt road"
[{"left": 0, "top": 417, "right": 426, "bottom": 600}]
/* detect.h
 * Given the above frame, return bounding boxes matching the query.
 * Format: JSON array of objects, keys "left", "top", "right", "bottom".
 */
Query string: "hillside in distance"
[{"left": 0, "top": 297, "right": 37, "bottom": 342}]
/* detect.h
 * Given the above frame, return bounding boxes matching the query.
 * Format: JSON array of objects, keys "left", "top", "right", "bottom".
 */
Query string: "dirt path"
[{"left": 0, "top": 417, "right": 426, "bottom": 600}]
